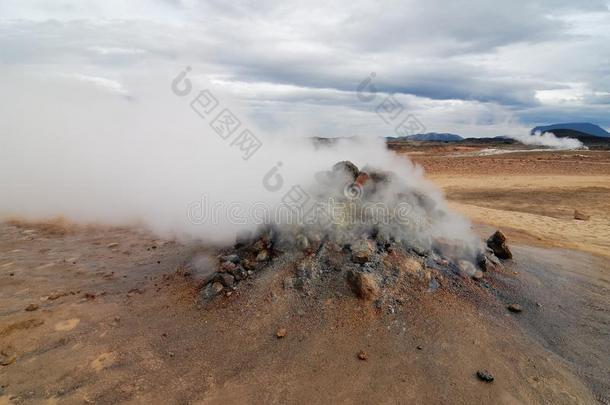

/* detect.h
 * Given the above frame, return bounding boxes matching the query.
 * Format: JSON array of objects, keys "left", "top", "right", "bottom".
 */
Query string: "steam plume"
[
  {"left": 507, "top": 131, "right": 584, "bottom": 149},
  {"left": 0, "top": 68, "right": 479, "bottom": 259}
]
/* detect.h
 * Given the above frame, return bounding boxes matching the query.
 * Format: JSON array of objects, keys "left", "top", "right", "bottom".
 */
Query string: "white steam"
[
  {"left": 507, "top": 131, "right": 584, "bottom": 149},
  {"left": 0, "top": 67, "right": 479, "bottom": 257}
]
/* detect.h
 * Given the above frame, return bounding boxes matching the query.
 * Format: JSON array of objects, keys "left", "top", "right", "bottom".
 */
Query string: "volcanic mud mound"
[{"left": 188, "top": 161, "right": 508, "bottom": 306}]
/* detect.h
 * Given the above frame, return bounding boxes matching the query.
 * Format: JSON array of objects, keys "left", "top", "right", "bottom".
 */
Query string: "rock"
[
  {"left": 47, "top": 292, "right": 69, "bottom": 301},
  {"left": 458, "top": 260, "right": 478, "bottom": 277},
  {"left": 346, "top": 270, "right": 380, "bottom": 301},
  {"left": 486, "top": 231, "right": 512, "bottom": 260},
  {"left": 220, "top": 261, "right": 237, "bottom": 273},
  {"left": 241, "top": 258, "right": 255, "bottom": 270},
  {"left": 107, "top": 242, "right": 119, "bottom": 249},
  {"left": 256, "top": 250, "right": 269, "bottom": 262},
  {"left": 25, "top": 303, "right": 39, "bottom": 311},
  {"left": 0, "top": 350, "right": 16, "bottom": 366},
  {"left": 574, "top": 210, "right": 590, "bottom": 221},
  {"left": 357, "top": 350, "right": 368, "bottom": 360},
  {"left": 472, "top": 270, "right": 484, "bottom": 280},
  {"left": 507, "top": 303, "right": 523, "bottom": 313},
  {"left": 352, "top": 240, "right": 374, "bottom": 264},
  {"left": 477, "top": 250, "right": 500, "bottom": 272},
  {"left": 224, "top": 254, "right": 241, "bottom": 264},
  {"left": 201, "top": 281, "right": 224, "bottom": 301},
  {"left": 229, "top": 265, "right": 248, "bottom": 281},
  {"left": 276, "top": 328, "right": 287, "bottom": 338},
  {"left": 296, "top": 234, "right": 310, "bottom": 251},
  {"left": 332, "top": 160, "right": 359, "bottom": 181},
  {"left": 251, "top": 239, "right": 266, "bottom": 253},
  {"left": 214, "top": 273, "right": 235, "bottom": 288},
  {"left": 477, "top": 370, "right": 494, "bottom": 382}
]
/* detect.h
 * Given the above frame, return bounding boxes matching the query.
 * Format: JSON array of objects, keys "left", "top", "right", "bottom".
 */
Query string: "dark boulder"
[{"left": 486, "top": 231, "right": 512, "bottom": 260}]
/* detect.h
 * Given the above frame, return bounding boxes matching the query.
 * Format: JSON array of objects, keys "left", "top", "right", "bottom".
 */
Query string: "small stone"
[
  {"left": 107, "top": 242, "right": 119, "bottom": 249},
  {"left": 0, "top": 351, "right": 16, "bottom": 366},
  {"left": 458, "top": 260, "right": 478, "bottom": 277},
  {"left": 220, "top": 261, "right": 237, "bottom": 273},
  {"left": 242, "top": 259, "right": 254, "bottom": 270},
  {"left": 296, "top": 234, "right": 310, "bottom": 251},
  {"left": 230, "top": 265, "right": 248, "bottom": 281},
  {"left": 416, "top": 345, "right": 423, "bottom": 350},
  {"left": 211, "top": 281, "right": 224, "bottom": 294},
  {"left": 472, "top": 270, "right": 483, "bottom": 280},
  {"left": 574, "top": 210, "right": 590, "bottom": 221},
  {"left": 256, "top": 250, "right": 269, "bottom": 262},
  {"left": 47, "top": 292, "right": 68, "bottom": 300},
  {"left": 351, "top": 240, "right": 374, "bottom": 264},
  {"left": 224, "top": 254, "right": 240, "bottom": 264},
  {"left": 357, "top": 350, "right": 368, "bottom": 360},
  {"left": 346, "top": 270, "right": 380, "bottom": 301},
  {"left": 276, "top": 328, "right": 287, "bottom": 338},
  {"left": 25, "top": 303, "right": 39, "bottom": 311},
  {"left": 477, "top": 370, "right": 494, "bottom": 382},
  {"left": 252, "top": 239, "right": 266, "bottom": 252},
  {"left": 507, "top": 303, "right": 523, "bottom": 313},
  {"left": 214, "top": 273, "right": 235, "bottom": 288}
]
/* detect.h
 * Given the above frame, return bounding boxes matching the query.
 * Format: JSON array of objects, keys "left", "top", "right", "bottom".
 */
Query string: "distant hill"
[
  {"left": 531, "top": 123, "right": 610, "bottom": 138},
  {"left": 388, "top": 133, "right": 463, "bottom": 142}
]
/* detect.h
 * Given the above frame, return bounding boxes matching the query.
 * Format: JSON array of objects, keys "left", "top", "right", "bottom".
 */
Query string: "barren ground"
[{"left": 1, "top": 144, "right": 609, "bottom": 404}]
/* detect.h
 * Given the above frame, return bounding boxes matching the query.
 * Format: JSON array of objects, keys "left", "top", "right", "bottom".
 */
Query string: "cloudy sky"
[{"left": 1, "top": 0, "right": 609, "bottom": 137}]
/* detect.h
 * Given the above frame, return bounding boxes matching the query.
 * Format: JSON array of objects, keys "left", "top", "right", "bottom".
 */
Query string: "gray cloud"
[{"left": 1, "top": 0, "right": 609, "bottom": 135}]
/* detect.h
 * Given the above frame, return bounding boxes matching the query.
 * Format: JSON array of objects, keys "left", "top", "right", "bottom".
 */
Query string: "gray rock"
[
  {"left": 224, "top": 254, "right": 241, "bottom": 264},
  {"left": 214, "top": 273, "right": 235, "bottom": 288},
  {"left": 230, "top": 265, "right": 248, "bottom": 281},
  {"left": 477, "top": 370, "right": 494, "bottom": 382}
]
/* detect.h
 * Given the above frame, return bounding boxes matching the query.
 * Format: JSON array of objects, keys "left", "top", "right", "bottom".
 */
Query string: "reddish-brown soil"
[{"left": 1, "top": 144, "right": 609, "bottom": 404}]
